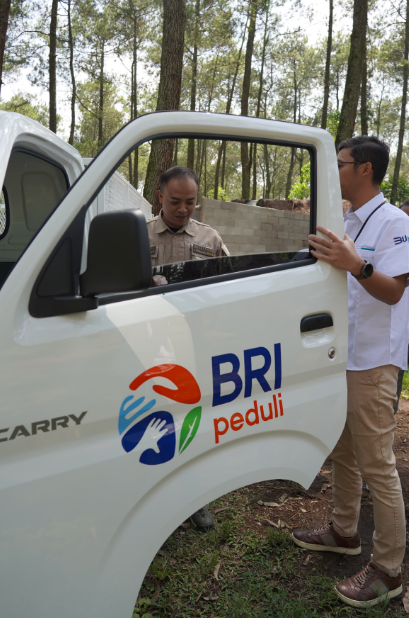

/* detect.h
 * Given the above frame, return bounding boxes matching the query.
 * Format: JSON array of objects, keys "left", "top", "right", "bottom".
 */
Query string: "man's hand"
[
  {"left": 309, "top": 225, "right": 408, "bottom": 305},
  {"left": 309, "top": 226, "right": 364, "bottom": 275}
]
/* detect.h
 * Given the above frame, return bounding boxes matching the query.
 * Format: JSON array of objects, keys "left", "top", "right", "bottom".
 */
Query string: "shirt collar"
[
  {"left": 154, "top": 210, "right": 195, "bottom": 236},
  {"left": 344, "top": 193, "right": 385, "bottom": 223}
]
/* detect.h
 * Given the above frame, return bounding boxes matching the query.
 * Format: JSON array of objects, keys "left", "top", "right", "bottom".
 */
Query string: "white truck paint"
[{"left": 0, "top": 110, "right": 348, "bottom": 618}]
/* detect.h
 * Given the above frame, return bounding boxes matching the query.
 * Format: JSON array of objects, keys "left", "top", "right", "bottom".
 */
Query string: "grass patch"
[
  {"left": 135, "top": 486, "right": 405, "bottom": 617},
  {"left": 401, "top": 370, "right": 409, "bottom": 400}
]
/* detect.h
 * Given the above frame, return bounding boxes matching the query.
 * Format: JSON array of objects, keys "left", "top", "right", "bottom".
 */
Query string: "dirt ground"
[{"left": 249, "top": 398, "right": 409, "bottom": 612}]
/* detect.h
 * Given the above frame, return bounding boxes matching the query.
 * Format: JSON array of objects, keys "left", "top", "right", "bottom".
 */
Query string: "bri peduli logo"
[{"left": 118, "top": 364, "right": 202, "bottom": 466}]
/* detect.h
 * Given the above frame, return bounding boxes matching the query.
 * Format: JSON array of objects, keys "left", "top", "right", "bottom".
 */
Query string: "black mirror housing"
[{"left": 80, "top": 209, "right": 152, "bottom": 297}]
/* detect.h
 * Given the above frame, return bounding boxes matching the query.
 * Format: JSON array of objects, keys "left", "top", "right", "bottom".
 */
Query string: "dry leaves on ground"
[
  {"left": 403, "top": 586, "right": 409, "bottom": 613},
  {"left": 214, "top": 562, "right": 221, "bottom": 580}
]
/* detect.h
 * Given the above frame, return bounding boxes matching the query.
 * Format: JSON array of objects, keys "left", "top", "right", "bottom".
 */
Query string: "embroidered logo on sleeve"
[
  {"left": 393, "top": 236, "right": 409, "bottom": 245},
  {"left": 192, "top": 244, "right": 216, "bottom": 257}
]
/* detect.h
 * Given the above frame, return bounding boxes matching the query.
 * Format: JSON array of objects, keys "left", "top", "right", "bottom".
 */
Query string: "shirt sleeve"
[{"left": 374, "top": 216, "right": 409, "bottom": 278}]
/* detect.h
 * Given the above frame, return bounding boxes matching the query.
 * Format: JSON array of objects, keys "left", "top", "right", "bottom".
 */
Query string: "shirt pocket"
[
  {"left": 150, "top": 245, "right": 165, "bottom": 267},
  {"left": 191, "top": 243, "right": 216, "bottom": 260},
  {"left": 357, "top": 244, "right": 375, "bottom": 266}
]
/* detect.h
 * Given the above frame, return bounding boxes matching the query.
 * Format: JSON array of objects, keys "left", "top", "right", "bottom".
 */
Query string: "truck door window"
[
  {"left": 86, "top": 137, "right": 314, "bottom": 296},
  {"left": 0, "top": 188, "right": 8, "bottom": 238},
  {"left": 0, "top": 149, "right": 69, "bottom": 289}
]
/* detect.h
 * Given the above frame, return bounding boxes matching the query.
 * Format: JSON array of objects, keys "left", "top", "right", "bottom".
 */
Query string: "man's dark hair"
[
  {"left": 160, "top": 166, "right": 199, "bottom": 192},
  {"left": 338, "top": 135, "right": 390, "bottom": 185},
  {"left": 400, "top": 200, "right": 409, "bottom": 208}
]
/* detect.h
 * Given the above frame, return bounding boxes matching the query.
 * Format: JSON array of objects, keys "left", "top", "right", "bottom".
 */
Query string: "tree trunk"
[
  {"left": 0, "top": 0, "right": 11, "bottom": 97},
  {"left": 68, "top": 0, "right": 76, "bottom": 145},
  {"left": 251, "top": 0, "right": 269, "bottom": 200},
  {"left": 360, "top": 43, "right": 368, "bottom": 135},
  {"left": 132, "top": 19, "right": 138, "bottom": 189},
  {"left": 321, "top": 0, "right": 333, "bottom": 129},
  {"left": 335, "top": 0, "right": 367, "bottom": 146},
  {"left": 143, "top": 0, "right": 186, "bottom": 214},
  {"left": 187, "top": 0, "right": 200, "bottom": 170},
  {"left": 49, "top": 0, "right": 58, "bottom": 133},
  {"left": 214, "top": 16, "right": 248, "bottom": 198},
  {"left": 241, "top": 0, "right": 257, "bottom": 200},
  {"left": 221, "top": 142, "right": 227, "bottom": 188},
  {"left": 285, "top": 67, "right": 297, "bottom": 198},
  {"left": 98, "top": 40, "right": 104, "bottom": 148},
  {"left": 391, "top": 0, "right": 409, "bottom": 205},
  {"left": 173, "top": 138, "right": 178, "bottom": 165}
]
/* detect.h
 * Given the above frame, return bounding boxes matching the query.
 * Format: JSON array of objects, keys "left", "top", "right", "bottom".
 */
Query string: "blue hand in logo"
[{"left": 121, "top": 411, "right": 175, "bottom": 465}]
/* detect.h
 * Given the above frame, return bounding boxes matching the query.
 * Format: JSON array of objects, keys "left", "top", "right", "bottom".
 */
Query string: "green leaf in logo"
[{"left": 179, "top": 406, "right": 202, "bottom": 454}]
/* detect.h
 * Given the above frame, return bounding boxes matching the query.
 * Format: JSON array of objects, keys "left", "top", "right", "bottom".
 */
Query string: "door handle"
[{"left": 300, "top": 313, "right": 333, "bottom": 333}]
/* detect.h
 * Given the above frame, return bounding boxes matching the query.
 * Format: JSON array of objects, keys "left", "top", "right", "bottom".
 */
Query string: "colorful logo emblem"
[{"left": 118, "top": 364, "right": 201, "bottom": 466}]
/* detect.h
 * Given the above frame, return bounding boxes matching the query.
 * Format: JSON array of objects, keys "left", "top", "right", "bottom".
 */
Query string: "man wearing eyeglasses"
[{"left": 292, "top": 136, "right": 409, "bottom": 608}]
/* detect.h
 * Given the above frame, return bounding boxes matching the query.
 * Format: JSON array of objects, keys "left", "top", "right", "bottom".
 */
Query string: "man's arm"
[{"left": 309, "top": 226, "right": 408, "bottom": 306}]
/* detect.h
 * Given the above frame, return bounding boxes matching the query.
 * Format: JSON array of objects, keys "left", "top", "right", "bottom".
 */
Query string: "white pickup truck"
[{"left": 0, "top": 110, "right": 347, "bottom": 618}]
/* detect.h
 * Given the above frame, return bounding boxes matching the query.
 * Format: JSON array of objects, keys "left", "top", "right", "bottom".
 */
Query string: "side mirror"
[{"left": 80, "top": 209, "right": 152, "bottom": 297}]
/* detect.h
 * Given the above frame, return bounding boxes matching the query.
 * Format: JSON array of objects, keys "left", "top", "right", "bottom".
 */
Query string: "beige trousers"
[{"left": 330, "top": 365, "right": 406, "bottom": 577}]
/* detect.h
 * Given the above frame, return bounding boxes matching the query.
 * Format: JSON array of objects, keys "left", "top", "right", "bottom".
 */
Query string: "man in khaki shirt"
[
  {"left": 147, "top": 166, "right": 228, "bottom": 533},
  {"left": 147, "top": 166, "right": 229, "bottom": 268}
]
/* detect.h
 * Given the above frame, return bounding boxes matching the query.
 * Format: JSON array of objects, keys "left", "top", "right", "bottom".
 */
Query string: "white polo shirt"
[{"left": 344, "top": 192, "right": 409, "bottom": 371}]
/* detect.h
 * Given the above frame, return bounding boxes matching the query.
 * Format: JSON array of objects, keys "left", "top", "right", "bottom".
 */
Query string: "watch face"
[{"left": 363, "top": 262, "right": 374, "bottom": 277}]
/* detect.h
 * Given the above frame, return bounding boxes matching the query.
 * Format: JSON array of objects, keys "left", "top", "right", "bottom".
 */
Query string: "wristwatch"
[{"left": 353, "top": 260, "right": 374, "bottom": 280}]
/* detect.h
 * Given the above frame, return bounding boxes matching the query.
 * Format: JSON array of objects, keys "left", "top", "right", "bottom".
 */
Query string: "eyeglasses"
[{"left": 337, "top": 161, "right": 366, "bottom": 170}]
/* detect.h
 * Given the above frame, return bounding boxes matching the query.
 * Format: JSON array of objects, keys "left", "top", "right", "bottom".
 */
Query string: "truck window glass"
[
  {"left": 0, "top": 150, "right": 69, "bottom": 289},
  {"left": 85, "top": 137, "right": 313, "bottom": 290},
  {"left": 0, "top": 188, "right": 7, "bottom": 238}
]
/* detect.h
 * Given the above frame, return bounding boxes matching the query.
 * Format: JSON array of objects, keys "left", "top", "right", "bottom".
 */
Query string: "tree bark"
[
  {"left": 321, "top": 0, "right": 333, "bottom": 129},
  {"left": 213, "top": 16, "right": 248, "bottom": 198},
  {"left": 49, "top": 0, "right": 58, "bottom": 133},
  {"left": 251, "top": 0, "right": 269, "bottom": 200},
  {"left": 360, "top": 43, "right": 368, "bottom": 135},
  {"left": 187, "top": 0, "right": 200, "bottom": 170},
  {"left": 285, "top": 66, "right": 297, "bottom": 198},
  {"left": 391, "top": 0, "right": 409, "bottom": 205},
  {"left": 241, "top": 0, "right": 257, "bottom": 200},
  {"left": 131, "top": 16, "right": 138, "bottom": 188},
  {"left": 68, "top": 0, "right": 76, "bottom": 144},
  {"left": 0, "top": 0, "right": 11, "bottom": 96},
  {"left": 335, "top": 0, "right": 367, "bottom": 146},
  {"left": 98, "top": 39, "right": 104, "bottom": 147},
  {"left": 143, "top": 0, "right": 186, "bottom": 214}
]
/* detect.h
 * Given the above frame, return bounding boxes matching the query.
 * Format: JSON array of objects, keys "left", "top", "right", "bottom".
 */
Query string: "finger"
[
  {"left": 309, "top": 234, "right": 334, "bottom": 248},
  {"left": 308, "top": 239, "right": 331, "bottom": 255},
  {"left": 310, "top": 249, "right": 332, "bottom": 263},
  {"left": 316, "top": 226, "right": 342, "bottom": 243}
]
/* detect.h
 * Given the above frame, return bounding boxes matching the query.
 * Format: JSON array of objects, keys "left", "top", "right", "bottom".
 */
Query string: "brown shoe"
[
  {"left": 291, "top": 522, "right": 361, "bottom": 555},
  {"left": 335, "top": 561, "right": 402, "bottom": 608}
]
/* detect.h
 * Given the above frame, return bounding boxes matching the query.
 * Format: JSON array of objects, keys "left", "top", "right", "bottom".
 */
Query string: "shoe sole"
[
  {"left": 190, "top": 517, "right": 214, "bottom": 532},
  {"left": 291, "top": 534, "right": 361, "bottom": 555},
  {"left": 334, "top": 584, "right": 402, "bottom": 608}
]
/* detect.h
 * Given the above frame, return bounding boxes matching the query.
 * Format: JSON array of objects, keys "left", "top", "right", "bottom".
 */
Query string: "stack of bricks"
[{"left": 199, "top": 198, "right": 310, "bottom": 255}]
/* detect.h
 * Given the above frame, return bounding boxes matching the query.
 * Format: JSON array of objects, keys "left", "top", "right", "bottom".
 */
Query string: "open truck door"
[{"left": 0, "top": 111, "right": 347, "bottom": 618}]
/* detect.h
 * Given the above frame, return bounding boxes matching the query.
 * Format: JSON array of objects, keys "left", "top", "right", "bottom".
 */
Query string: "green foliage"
[
  {"left": 327, "top": 110, "right": 340, "bottom": 140},
  {"left": 0, "top": 92, "right": 51, "bottom": 128},
  {"left": 208, "top": 187, "right": 230, "bottom": 201},
  {"left": 289, "top": 162, "right": 310, "bottom": 199},
  {"left": 381, "top": 176, "right": 409, "bottom": 206}
]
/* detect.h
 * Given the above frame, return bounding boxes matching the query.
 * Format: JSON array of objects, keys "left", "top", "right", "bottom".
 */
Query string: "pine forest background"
[{"left": 1, "top": 0, "right": 409, "bottom": 207}]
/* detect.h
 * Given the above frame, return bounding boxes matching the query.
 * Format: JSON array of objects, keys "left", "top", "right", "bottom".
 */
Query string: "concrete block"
[
  {"left": 242, "top": 228, "right": 255, "bottom": 237},
  {"left": 261, "top": 222, "right": 273, "bottom": 231}
]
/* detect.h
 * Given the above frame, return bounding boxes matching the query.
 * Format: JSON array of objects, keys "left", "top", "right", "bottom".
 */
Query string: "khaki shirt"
[{"left": 147, "top": 211, "right": 229, "bottom": 267}]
